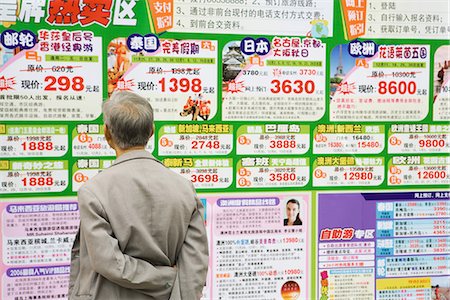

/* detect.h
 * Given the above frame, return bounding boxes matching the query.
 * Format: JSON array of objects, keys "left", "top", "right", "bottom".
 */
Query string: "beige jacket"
[{"left": 68, "top": 150, "right": 208, "bottom": 300}]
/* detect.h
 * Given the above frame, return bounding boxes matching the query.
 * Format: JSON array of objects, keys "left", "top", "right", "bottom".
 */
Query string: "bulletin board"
[{"left": 0, "top": 0, "right": 449, "bottom": 299}]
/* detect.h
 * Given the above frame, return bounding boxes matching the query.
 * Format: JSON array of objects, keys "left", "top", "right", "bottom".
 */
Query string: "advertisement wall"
[{"left": 0, "top": 0, "right": 449, "bottom": 299}]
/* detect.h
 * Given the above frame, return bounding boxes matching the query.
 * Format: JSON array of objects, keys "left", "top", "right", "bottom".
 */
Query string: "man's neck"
[{"left": 115, "top": 146, "right": 146, "bottom": 158}]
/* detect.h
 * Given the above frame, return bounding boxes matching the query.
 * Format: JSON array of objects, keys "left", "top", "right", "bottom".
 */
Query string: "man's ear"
[
  {"left": 104, "top": 124, "right": 112, "bottom": 143},
  {"left": 104, "top": 124, "right": 116, "bottom": 149},
  {"left": 150, "top": 123, "right": 155, "bottom": 138},
  {"left": 104, "top": 124, "right": 110, "bottom": 139}
]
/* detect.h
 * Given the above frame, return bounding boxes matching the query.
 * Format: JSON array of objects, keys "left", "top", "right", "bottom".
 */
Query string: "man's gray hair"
[{"left": 103, "top": 91, "right": 154, "bottom": 150}]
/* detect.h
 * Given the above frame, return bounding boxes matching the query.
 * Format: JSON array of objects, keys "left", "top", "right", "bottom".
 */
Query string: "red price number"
[
  {"left": 21, "top": 177, "right": 54, "bottom": 186},
  {"left": 284, "top": 269, "right": 302, "bottom": 275},
  {"left": 270, "top": 79, "right": 315, "bottom": 94},
  {"left": 21, "top": 141, "right": 54, "bottom": 151},
  {"left": 192, "top": 140, "right": 220, "bottom": 149},
  {"left": 357, "top": 141, "right": 380, "bottom": 148},
  {"left": 418, "top": 171, "right": 447, "bottom": 179},
  {"left": 378, "top": 81, "right": 417, "bottom": 95},
  {"left": 269, "top": 140, "right": 297, "bottom": 148},
  {"left": 343, "top": 172, "right": 373, "bottom": 180},
  {"left": 44, "top": 76, "right": 85, "bottom": 91},
  {"left": 269, "top": 173, "right": 297, "bottom": 181},
  {"left": 191, "top": 174, "right": 219, "bottom": 183},
  {"left": 158, "top": 78, "right": 202, "bottom": 93},
  {"left": 419, "top": 139, "right": 445, "bottom": 148},
  {"left": 283, "top": 237, "right": 299, "bottom": 243},
  {"left": 298, "top": 69, "right": 317, "bottom": 76},
  {"left": 88, "top": 143, "right": 102, "bottom": 149}
]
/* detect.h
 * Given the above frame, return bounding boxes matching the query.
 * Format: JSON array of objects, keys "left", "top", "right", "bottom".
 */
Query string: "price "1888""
[
  {"left": 22, "top": 177, "right": 54, "bottom": 186},
  {"left": 21, "top": 142, "right": 53, "bottom": 151}
]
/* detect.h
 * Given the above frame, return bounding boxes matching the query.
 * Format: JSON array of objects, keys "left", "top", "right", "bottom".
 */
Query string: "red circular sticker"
[{"left": 281, "top": 280, "right": 301, "bottom": 300}]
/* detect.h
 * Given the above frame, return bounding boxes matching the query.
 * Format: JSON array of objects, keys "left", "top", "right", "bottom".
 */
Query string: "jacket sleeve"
[
  {"left": 68, "top": 230, "right": 80, "bottom": 297},
  {"left": 78, "top": 186, "right": 176, "bottom": 297},
  {"left": 171, "top": 192, "right": 209, "bottom": 299}
]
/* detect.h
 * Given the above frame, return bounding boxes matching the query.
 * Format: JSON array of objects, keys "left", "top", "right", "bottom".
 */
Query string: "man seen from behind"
[{"left": 68, "top": 91, "right": 209, "bottom": 300}]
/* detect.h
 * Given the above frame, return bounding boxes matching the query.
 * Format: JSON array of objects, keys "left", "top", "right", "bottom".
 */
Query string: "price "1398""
[{"left": 159, "top": 78, "right": 202, "bottom": 92}]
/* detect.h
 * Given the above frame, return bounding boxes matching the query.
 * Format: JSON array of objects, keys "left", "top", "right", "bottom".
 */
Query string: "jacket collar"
[{"left": 112, "top": 150, "right": 161, "bottom": 167}]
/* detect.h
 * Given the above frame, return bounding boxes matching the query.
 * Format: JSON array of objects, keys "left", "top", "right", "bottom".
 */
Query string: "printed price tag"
[
  {"left": 388, "top": 156, "right": 450, "bottom": 186},
  {"left": 163, "top": 158, "right": 232, "bottom": 189},
  {"left": 376, "top": 219, "right": 450, "bottom": 238},
  {"left": 72, "top": 124, "right": 154, "bottom": 157},
  {"left": 0, "top": 30, "right": 102, "bottom": 120},
  {"left": 0, "top": 125, "right": 68, "bottom": 157},
  {"left": 313, "top": 124, "right": 384, "bottom": 154},
  {"left": 0, "top": 160, "right": 68, "bottom": 194},
  {"left": 330, "top": 44, "right": 430, "bottom": 121},
  {"left": 376, "top": 237, "right": 450, "bottom": 256},
  {"left": 108, "top": 38, "right": 217, "bottom": 121},
  {"left": 236, "top": 157, "right": 309, "bottom": 188},
  {"left": 236, "top": 124, "right": 309, "bottom": 155},
  {"left": 222, "top": 37, "right": 326, "bottom": 121},
  {"left": 72, "top": 159, "right": 114, "bottom": 191},
  {"left": 388, "top": 124, "right": 450, "bottom": 154},
  {"left": 158, "top": 124, "right": 232, "bottom": 156},
  {"left": 313, "top": 157, "right": 384, "bottom": 187},
  {"left": 376, "top": 199, "right": 450, "bottom": 219}
]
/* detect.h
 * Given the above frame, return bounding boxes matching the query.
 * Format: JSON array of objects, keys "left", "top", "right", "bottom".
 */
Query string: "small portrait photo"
[
  {"left": 283, "top": 198, "right": 303, "bottom": 226},
  {"left": 432, "top": 276, "right": 450, "bottom": 300}
]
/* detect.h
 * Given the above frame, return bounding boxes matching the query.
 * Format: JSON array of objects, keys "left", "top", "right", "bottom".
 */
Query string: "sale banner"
[
  {"left": 340, "top": 0, "right": 367, "bottom": 40},
  {"left": 0, "top": 1, "right": 449, "bottom": 299},
  {"left": 147, "top": 0, "right": 174, "bottom": 33}
]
